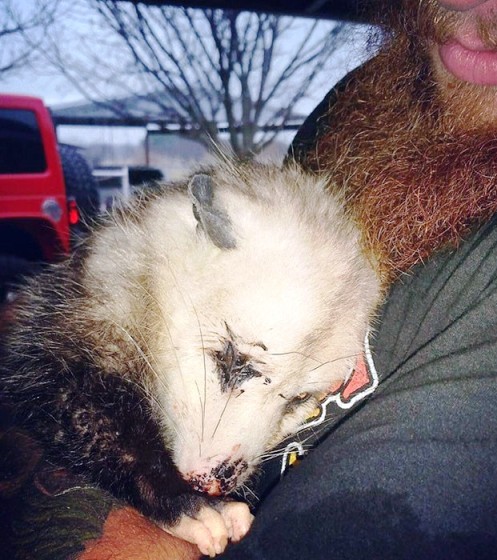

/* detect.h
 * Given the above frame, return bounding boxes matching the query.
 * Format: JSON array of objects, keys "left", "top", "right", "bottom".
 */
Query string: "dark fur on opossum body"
[
  {"left": 0, "top": 267, "right": 209, "bottom": 524},
  {"left": 0, "top": 162, "right": 381, "bottom": 531},
  {"left": 0, "top": 202, "right": 227, "bottom": 525}
]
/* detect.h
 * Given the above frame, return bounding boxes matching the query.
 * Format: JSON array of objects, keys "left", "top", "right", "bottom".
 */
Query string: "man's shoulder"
[{"left": 374, "top": 215, "right": 497, "bottom": 381}]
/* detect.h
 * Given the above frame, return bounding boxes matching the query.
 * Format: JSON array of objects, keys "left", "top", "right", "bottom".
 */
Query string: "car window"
[{"left": 0, "top": 109, "right": 47, "bottom": 174}]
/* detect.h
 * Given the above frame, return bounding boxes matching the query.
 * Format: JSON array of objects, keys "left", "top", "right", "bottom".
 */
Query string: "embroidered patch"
[
  {"left": 325, "top": 330, "right": 378, "bottom": 410},
  {"left": 279, "top": 331, "right": 378, "bottom": 476}
]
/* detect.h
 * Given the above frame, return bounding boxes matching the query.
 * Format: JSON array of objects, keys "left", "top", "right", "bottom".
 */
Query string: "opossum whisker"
[
  {"left": 124, "top": 273, "right": 185, "bottom": 384},
  {"left": 194, "top": 380, "right": 205, "bottom": 456},
  {"left": 106, "top": 320, "right": 183, "bottom": 441},
  {"left": 269, "top": 350, "right": 324, "bottom": 363},
  {"left": 159, "top": 254, "right": 206, "bottom": 421},
  {"left": 237, "top": 482, "right": 258, "bottom": 506},
  {"left": 257, "top": 449, "right": 287, "bottom": 460},
  {"left": 308, "top": 352, "right": 360, "bottom": 372},
  {"left": 260, "top": 442, "right": 293, "bottom": 456},
  {"left": 295, "top": 422, "right": 337, "bottom": 448},
  {"left": 256, "top": 442, "right": 307, "bottom": 462},
  {"left": 158, "top": 254, "right": 210, "bottom": 444},
  {"left": 258, "top": 440, "right": 313, "bottom": 460},
  {"left": 115, "top": 313, "right": 162, "bottom": 372},
  {"left": 257, "top": 445, "right": 313, "bottom": 465},
  {"left": 111, "top": 266, "right": 195, "bottom": 443},
  {"left": 118, "top": 375, "right": 166, "bottom": 420},
  {"left": 192, "top": 333, "right": 219, "bottom": 344},
  {"left": 193, "top": 308, "right": 207, "bottom": 445},
  {"left": 107, "top": 320, "right": 162, "bottom": 385},
  {"left": 257, "top": 453, "right": 285, "bottom": 464},
  {"left": 119, "top": 266, "right": 203, "bottom": 449},
  {"left": 211, "top": 387, "right": 234, "bottom": 440},
  {"left": 132, "top": 265, "right": 181, "bottom": 348},
  {"left": 270, "top": 350, "right": 360, "bottom": 370},
  {"left": 96, "top": 268, "right": 170, "bottom": 376},
  {"left": 307, "top": 414, "right": 343, "bottom": 435}
]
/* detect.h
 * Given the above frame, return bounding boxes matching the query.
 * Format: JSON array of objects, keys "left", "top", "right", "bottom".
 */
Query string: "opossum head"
[{"left": 89, "top": 164, "right": 381, "bottom": 497}]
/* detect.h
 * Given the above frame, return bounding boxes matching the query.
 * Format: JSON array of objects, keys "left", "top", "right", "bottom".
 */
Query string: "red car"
[{"left": 0, "top": 95, "right": 72, "bottom": 299}]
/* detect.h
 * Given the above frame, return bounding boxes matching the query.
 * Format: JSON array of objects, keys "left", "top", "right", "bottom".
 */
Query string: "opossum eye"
[
  {"left": 281, "top": 392, "right": 313, "bottom": 413},
  {"left": 212, "top": 340, "right": 263, "bottom": 392},
  {"left": 292, "top": 392, "right": 311, "bottom": 404}
]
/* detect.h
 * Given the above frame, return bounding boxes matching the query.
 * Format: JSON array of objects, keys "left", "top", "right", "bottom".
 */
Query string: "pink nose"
[
  {"left": 200, "top": 478, "right": 223, "bottom": 497},
  {"left": 185, "top": 458, "right": 249, "bottom": 496}
]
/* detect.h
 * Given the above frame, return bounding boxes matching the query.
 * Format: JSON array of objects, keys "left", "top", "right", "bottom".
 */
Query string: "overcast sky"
[{"left": 1, "top": 6, "right": 373, "bottom": 110}]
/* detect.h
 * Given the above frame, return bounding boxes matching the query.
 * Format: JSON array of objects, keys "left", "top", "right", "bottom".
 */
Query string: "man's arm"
[{"left": 80, "top": 506, "right": 201, "bottom": 560}]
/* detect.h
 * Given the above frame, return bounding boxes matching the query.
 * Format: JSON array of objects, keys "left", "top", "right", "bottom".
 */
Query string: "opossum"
[{"left": 0, "top": 162, "right": 381, "bottom": 556}]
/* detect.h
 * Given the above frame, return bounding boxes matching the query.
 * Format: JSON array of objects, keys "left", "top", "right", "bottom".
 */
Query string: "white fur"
[{"left": 83, "top": 163, "right": 381, "bottom": 490}]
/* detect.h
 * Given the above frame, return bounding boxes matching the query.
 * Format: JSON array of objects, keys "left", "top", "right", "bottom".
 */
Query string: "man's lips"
[{"left": 438, "top": 39, "right": 497, "bottom": 86}]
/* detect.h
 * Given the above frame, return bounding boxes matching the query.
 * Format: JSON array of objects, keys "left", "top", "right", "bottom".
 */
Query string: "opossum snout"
[{"left": 186, "top": 458, "right": 249, "bottom": 496}]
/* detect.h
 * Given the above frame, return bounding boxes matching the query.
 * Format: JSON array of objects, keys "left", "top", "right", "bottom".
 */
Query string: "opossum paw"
[
  {"left": 164, "top": 505, "right": 228, "bottom": 557},
  {"left": 217, "top": 501, "right": 254, "bottom": 543},
  {"left": 163, "top": 502, "right": 253, "bottom": 557}
]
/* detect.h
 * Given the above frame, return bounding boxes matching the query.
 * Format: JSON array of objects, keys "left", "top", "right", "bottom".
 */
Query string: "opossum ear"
[{"left": 188, "top": 174, "right": 237, "bottom": 250}]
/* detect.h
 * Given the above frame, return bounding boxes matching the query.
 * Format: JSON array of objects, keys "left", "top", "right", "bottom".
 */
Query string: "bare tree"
[
  {"left": 45, "top": 1, "right": 349, "bottom": 157},
  {"left": 0, "top": 0, "right": 59, "bottom": 78}
]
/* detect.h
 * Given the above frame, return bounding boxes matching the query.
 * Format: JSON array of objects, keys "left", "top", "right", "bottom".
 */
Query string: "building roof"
[
  {"left": 51, "top": 94, "right": 180, "bottom": 127},
  {"left": 51, "top": 93, "right": 307, "bottom": 130}
]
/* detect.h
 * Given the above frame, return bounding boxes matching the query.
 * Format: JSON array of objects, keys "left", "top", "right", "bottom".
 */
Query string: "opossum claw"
[{"left": 163, "top": 501, "right": 253, "bottom": 557}]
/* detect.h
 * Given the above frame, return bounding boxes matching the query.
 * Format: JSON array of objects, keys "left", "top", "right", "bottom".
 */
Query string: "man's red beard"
[{"left": 302, "top": 2, "right": 497, "bottom": 284}]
